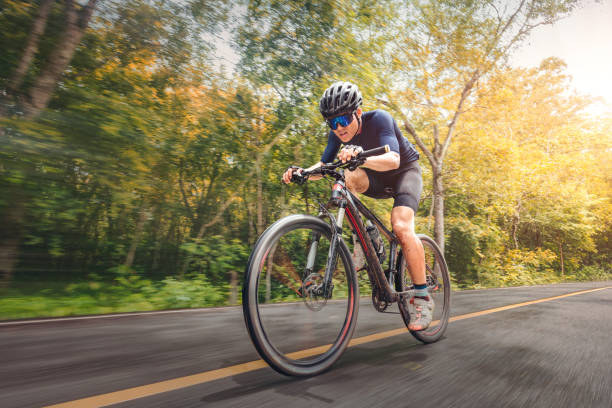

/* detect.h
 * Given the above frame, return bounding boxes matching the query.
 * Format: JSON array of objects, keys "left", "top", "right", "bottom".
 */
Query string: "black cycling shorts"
[{"left": 363, "top": 161, "right": 423, "bottom": 213}]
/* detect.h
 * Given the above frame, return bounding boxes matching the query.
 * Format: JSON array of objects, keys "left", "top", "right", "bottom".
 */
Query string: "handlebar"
[
  {"left": 359, "top": 145, "right": 389, "bottom": 158},
  {"left": 290, "top": 145, "right": 390, "bottom": 184}
]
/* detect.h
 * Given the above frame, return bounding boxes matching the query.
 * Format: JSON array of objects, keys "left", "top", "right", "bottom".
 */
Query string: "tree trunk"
[
  {"left": 427, "top": 193, "right": 435, "bottom": 232},
  {"left": 255, "top": 163, "right": 264, "bottom": 235},
  {"left": 432, "top": 165, "right": 445, "bottom": 254},
  {"left": 124, "top": 206, "right": 149, "bottom": 269},
  {"left": 149, "top": 207, "right": 162, "bottom": 272},
  {"left": 0, "top": 236, "right": 22, "bottom": 287},
  {"left": 155, "top": 217, "right": 176, "bottom": 272},
  {"left": 559, "top": 241, "right": 564, "bottom": 276},
  {"left": 229, "top": 270, "right": 238, "bottom": 305},
  {"left": 304, "top": 183, "right": 310, "bottom": 214},
  {"left": 280, "top": 184, "right": 288, "bottom": 217},
  {"left": 265, "top": 242, "right": 277, "bottom": 303},
  {"left": 0, "top": 197, "right": 26, "bottom": 287},
  {"left": 24, "top": 0, "right": 98, "bottom": 117},
  {"left": 7, "top": 0, "right": 54, "bottom": 95},
  {"left": 511, "top": 198, "right": 521, "bottom": 250},
  {"left": 245, "top": 187, "right": 255, "bottom": 244}
]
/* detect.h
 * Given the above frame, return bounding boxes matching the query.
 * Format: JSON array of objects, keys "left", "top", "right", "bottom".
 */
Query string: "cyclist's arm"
[
  {"left": 362, "top": 151, "right": 400, "bottom": 172},
  {"left": 338, "top": 146, "right": 400, "bottom": 172},
  {"left": 356, "top": 110, "right": 401, "bottom": 172},
  {"left": 282, "top": 162, "right": 324, "bottom": 184},
  {"left": 304, "top": 162, "right": 325, "bottom": 181}
]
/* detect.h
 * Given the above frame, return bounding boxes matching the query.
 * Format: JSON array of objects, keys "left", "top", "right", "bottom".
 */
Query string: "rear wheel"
[
  {"left": 243, "top": 214, "right": 359, "bottom": 376},
  {"left": 397, "top": 234, "right": 451, "bottom": 343}
]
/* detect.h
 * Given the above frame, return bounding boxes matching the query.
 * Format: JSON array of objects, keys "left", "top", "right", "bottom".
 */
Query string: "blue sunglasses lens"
[{"left": 328, "top": 113, "right": 353, "bottom": 130}]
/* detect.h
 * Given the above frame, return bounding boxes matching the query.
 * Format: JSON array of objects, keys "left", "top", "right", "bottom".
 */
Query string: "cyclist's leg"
[
  {"left": 394, "top": 207, "right": 431, "bottom": 331},
  {"left": 391, "top": 206, "right": 425, "bottom": 285},
  {"left": 361, "top": 166, "right": 425, "bottom": 285},
  {"left": 345, "top": 167, "right": 369, "bottom": 194},
  {"left": 391, "top": 163, "right": 424, "bottom": 283},
  {"left": 388, "top": 163, "right": 432, "bottom": 330},
  {"left": 360, "top": 168, "right": 392, "bottom": 198}
]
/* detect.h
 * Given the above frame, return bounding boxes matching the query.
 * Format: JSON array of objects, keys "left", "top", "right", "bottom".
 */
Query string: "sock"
[{"left": 414, "top": 283, "right": 429, "bottom": 298}]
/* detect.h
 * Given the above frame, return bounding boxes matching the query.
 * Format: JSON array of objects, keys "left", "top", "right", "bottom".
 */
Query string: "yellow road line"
[
  {"left": 449, "top": 286, "right": 609, "bottom": 322},
  {"left": 45, "top": 286, "right": 610, "bottom": 408}
]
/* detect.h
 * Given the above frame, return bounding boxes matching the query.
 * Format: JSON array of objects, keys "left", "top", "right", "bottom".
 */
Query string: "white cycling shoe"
[{"left": 407, "top": 296, "right": 434, "bottom": 331}]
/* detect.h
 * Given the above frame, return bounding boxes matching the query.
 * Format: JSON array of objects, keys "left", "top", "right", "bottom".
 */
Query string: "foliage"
[
  {"left": 0, "top": 269, "right": 225, "bottom": 320},
  {"left": 0, "top": 1, "right": 611, "bottom": 319},
  {"left": 181, "top": 235, "right": 250, "bottom": 282}
]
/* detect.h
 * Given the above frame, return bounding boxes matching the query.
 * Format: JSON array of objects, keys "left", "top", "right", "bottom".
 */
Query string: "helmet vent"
[{"left": 319, "top": 81, "right": 362, "bottom": 119}]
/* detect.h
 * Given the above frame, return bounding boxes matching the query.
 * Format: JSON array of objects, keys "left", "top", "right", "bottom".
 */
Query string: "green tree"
[
  {"left": 447, "top": 59, "right": 610, "bottom": 283},
  {"left": 380, "top": 0, "right": 582, "bottom": 253}
]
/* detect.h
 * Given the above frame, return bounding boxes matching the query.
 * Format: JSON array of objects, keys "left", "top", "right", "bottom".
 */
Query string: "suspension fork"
[
  {"left": 322, "top": 203, "right": 345, "bottom": 292},
  {"left": 304, "top": 231, "right": 320, "bottom": 276},
  {"left": 306, "top": 198, "right": 346, "bottom": 298}
]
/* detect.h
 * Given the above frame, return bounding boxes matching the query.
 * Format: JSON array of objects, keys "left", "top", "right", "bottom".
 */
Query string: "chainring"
[{"left": 371, "top": 286, "right": 389, "bottom": 312}]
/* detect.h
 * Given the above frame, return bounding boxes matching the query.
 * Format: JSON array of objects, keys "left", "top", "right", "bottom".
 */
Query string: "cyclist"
[{"left": 282, "top": 81, "right": 433, "bottom": 331}]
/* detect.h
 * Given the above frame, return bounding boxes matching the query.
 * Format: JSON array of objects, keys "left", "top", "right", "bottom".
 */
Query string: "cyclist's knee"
[
  {"left": 393, "top": 220, "right": 414, "bottom": 242},
  {"left": 345, "top": 168, "right": 369, "bottom": 193},
  {"left": 391, "top": 208, "right": 416, "bottom": 243}
]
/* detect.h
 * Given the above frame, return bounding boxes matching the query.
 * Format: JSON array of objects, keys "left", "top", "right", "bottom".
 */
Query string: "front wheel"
[
  {"left": 397, "top": 234, "right": 451, "bottom": 343},
  {"left": 243, "top": 214, "right": 359, "bottom": 376}
]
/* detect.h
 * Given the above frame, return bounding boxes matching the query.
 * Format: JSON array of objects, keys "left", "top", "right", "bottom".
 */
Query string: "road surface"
[{"left": 1, "top": 281, "right": 611, "bottom": 408}]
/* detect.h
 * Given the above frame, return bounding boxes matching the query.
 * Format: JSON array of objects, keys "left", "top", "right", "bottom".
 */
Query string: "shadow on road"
[
  {"left": 200, "top": 339, "right": 429, "bottom": 405},
  {"left": 200, "top": 375, "right": 335, "bottom": 404}
]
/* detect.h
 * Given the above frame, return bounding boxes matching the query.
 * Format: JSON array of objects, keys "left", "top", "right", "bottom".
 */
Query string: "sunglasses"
[{"left": 326, "top": 112, "right": 355, "bottom": 130}]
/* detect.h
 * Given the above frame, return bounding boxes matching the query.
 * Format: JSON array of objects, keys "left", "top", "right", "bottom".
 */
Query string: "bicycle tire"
[
  {"left": 397, "top": 234, "right": 451, "bottom": 343},
  {"left": 243, "top": 214, "right": 359, "bottom": 376}
]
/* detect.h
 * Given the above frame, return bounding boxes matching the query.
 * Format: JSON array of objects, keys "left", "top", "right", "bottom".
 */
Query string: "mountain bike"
[{"left": 242, "top": 145, "right": 451, "bottom": 376}]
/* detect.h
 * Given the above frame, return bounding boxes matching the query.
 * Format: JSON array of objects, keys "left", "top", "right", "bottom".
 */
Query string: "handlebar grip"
[
  {"left": 359, "top": 145, "right": 390, "bottom": 158},
  {"left": 290, "top": 168, "right": 308, "bottom": 184}
]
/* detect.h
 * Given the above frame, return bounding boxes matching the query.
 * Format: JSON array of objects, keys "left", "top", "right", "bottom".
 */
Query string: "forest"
[{"left": 0, "top": 0, "right": 610, "bottom": 319}]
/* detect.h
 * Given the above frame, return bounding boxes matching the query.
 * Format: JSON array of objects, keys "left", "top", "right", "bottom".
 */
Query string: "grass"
[
  {"left": 0, "top": 273, "right": 227, "bottom": 320},
  {"left": 1, "top": 266, "right": 610, "bottom": 321}
]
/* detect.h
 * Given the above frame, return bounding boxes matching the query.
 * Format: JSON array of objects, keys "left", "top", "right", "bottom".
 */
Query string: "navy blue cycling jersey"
[{"left": 320, "top": 109, "right": 419, "bottom": 172}]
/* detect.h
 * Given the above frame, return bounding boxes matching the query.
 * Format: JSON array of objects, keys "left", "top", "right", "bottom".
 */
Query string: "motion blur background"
[{"left": 1, "top": 0, "right": 610, "bottom": 320}]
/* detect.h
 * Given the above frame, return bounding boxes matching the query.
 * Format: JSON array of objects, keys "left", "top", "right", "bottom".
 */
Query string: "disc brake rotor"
[{"left": 302, "top": 273, "right": 327, "bottom": 311}]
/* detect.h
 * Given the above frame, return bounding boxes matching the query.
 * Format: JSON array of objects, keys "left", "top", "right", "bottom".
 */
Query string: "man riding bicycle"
[{"left": 282, "top": 81, "right": 433, "bottom": 331}]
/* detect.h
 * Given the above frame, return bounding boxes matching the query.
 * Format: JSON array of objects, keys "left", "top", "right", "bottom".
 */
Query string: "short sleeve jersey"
[{"left": 320, "top": 109, "right": 419, "bottom": 173}]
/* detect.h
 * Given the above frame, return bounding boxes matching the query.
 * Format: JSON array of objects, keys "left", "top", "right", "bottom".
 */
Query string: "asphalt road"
[{"left": 1, "top": 281, "right": 611, "bottom": 408}]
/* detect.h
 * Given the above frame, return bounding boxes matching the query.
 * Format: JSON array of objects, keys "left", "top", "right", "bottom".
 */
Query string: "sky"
[
  {"left": 510, "top": 0, "right": 612, "bottom": 114},
  {"left": 214, "top": 1, "right": 612, "bottom": 115}
]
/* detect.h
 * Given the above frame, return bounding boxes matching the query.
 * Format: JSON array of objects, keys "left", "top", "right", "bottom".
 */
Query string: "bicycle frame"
[
  {"left": 312, "top": 176, "right": 407, "bottom": 304},
  {"left": 244, "top": 143, "right": 450, "bottom": 376}
]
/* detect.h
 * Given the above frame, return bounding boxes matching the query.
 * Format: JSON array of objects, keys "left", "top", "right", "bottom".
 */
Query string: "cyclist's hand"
[
  {"left": 347, "top": 157, "right": 366, "bottom": 171},
  {"left": 282, "top": 166, "right": 303, "bottom": 184},
  {"left": 338, "top": 145, "right": 364, "bottom": 163}
]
